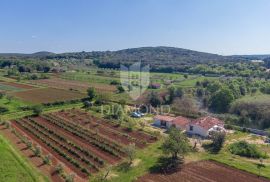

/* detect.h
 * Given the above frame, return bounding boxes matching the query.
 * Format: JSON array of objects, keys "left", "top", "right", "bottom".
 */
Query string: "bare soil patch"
[
  {"left": 10, "top": 88, "right": 86, "bottom": 104},
  {"left": 1, "top": 81, "right": 35, "bottom": 89},
  {"left": 31, "top": 78, "right": 116, "bottom": 93},
  {"left": 137, "top": 160, "right": 270, "bottom": 182}
]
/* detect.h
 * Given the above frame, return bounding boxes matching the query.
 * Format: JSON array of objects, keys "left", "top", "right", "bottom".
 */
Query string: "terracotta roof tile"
[
  {"left": 191, "top": 116, "right": 224, "bottom": 130},
  {"left": 154, "top": 115, "right": 175, "bottom": 122},
  {"left": 172, "top": 116, "right": 190, "bottom": 128}
]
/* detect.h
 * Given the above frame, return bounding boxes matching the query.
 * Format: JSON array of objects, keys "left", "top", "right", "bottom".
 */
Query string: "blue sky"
[{"left": 0, "top": 0, "right": 269, "bottom": 55}]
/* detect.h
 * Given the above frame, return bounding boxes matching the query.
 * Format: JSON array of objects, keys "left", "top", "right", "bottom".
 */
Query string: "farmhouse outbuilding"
[{"left": 153, "top": 115, "right": 190, "bottom": 131}]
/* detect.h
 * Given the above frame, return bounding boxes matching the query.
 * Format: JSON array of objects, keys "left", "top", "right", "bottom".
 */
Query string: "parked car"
[
  {"left": 131, "top": 112, "right": 141, "bottom": 118},
  {"left": 137, "top": 111, "right": 145, "bottom": 116}
]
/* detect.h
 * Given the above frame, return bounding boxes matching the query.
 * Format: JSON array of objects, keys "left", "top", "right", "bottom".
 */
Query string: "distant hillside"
[
  {"left": 92, "top": 46, "right": 248, "bottom": 64},
  {"left": 0, "top": 47, "right": 250, "bottom": 72},
  {"left": 0, "top": 51, "right": 55, "bottom": 58},
  {"left": 43, "top": 47, "right": 248, "bottom": 71},
  {"left": 232, "top": 54, "right": 270, "bottom": 60}
]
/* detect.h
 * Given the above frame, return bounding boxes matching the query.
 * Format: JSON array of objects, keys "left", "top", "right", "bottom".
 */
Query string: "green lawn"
[{"left": 0, "top": 135, "right": 45, "bottom": 182}]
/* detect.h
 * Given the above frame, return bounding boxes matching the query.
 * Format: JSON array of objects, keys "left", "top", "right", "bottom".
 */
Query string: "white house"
[
  {"left": 187, "top": 116, "right": 225, "bottom": 138},
  {"left": 153, "top": 115, "right": 190, "bottom": 131}
]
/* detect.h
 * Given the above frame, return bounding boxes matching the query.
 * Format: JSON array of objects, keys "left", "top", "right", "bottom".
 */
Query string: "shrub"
[
  {"left": 65, "top": 173, "right": 75, "bottom": 182},
  {"left": 110, "top": 80, "right": 119, "bottom": 85},
  {"left": 229, "top": 141, "right": 267, "bottom": 158},
  {"left": 0, "top": 106, "right": 9, "bottom": 114},
  {"left": 43, "top": 154, "right": 52, "bottom": 165},
  {"left": 4, "top": 121, "right": 11, "bottom": 129},
  {"left": 55, "top": 163, "right": 64, "bottom": 174},
  {"left": 83, "top": 100, "right": 92, "bottom": 108},
  {"left": 224, "top": 124, "right": 233, "bottom": 130},
  {"left": 0, "top": 119, "right": 4, "bottom": 125},
  {"left": 33, "top": 106, "right": 43, "bottom": 116},
  {"left": 33, "top": 145, "right": 42, "bottom": 157},
  {"left": 26, "top": 140, "right": 33, "bottom": 149},
  {"left": 211, "top": 132, "right": 226, "bottom": 152}
]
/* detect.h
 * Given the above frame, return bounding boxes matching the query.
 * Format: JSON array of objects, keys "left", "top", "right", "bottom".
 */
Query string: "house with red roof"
[
  {"left": 153, "top": 115, "right": 225, "bottom": 137},
  {"left": 153, "top": 115, "right": 190, "bottom": 131},
  {"left": 187, "top": 116, "right": 225, "bottom": 137}
]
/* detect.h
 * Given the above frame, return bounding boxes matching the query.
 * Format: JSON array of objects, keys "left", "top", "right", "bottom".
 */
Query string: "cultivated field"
[
  {"left": 31, "top": 78, "right": 116, "bottom": 93},
  {"left": 10, "top": 88, "right": 86, "bottom": 104},
  {"left": 8, "top": 109, "right": 157, "bottom": 181},
  {"left": 137, "top": 160, "right": 270, "bottom": 182},
  {"left": 0, "top": 81, "right": 35, "bottom": 92}
]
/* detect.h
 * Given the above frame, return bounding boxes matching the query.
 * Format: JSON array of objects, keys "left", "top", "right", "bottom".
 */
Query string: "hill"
[
  {"left": 233, "top": 54, "right": 270, "bottom": 60},
  {"left": 0, "top": 51, "right": 55, "bottom": 58},
  {"left": 0, "top": 47, "right": 251, "bottom": 72},
  {"left": 45, "top": 46, "right": 249, "bottom": 71}
]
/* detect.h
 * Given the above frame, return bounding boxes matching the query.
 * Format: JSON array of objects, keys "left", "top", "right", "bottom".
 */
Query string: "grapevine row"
[
  {"left": 27, "top": 117, "right": 105, "bottom": 166},
  {"left": 42, "top": 114, "right": 125, "bottom": 157},
  {"left": 15, "top": 119, "right": 92, "bottom": 175}
]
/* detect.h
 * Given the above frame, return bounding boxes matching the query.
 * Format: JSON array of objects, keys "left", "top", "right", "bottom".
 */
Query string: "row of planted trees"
[
  {"left": 0, "top": 120, "right": 76, "bottom": 182},
  {"left": 43, "top": 113, "right": 126, "bottom": 157}
]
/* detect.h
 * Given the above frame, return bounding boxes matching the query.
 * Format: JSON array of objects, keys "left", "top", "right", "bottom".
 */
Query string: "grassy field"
[
  {"left": 174, "top": 76, "right": 218, "bottom": 88},
  {"left": 1, "top": 102, "right": 83, "bottom": 120},
  {"left": 236, "top": 93, "right": 270, "bottom": 102},
  {"left": 0, "top": 96, "right": 30, "bottom": 113},
  {"left": 0, "top": 135, "right": 46, "bottom": 182}
]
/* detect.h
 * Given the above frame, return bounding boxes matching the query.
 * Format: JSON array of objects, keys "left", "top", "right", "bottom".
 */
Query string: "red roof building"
[
  {"left": 153, "top": 115, "right": 225, "bottom": 137},
  {"left": 172, "top": 116, "right": 190, "bottom": 129},
  {"left": 188, "top": 116, "right": 225, "bottom": 137},
  {"left": 153, "top": 115, "right": 190, "bottom": 130},
  {"left": 191, "top": 116, "right": 224, "bottom": 130}
]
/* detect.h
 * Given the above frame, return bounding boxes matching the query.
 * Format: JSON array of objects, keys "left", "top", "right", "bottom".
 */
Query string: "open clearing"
[
  {"left": 7, "top": 109, "right": 157, "bottom": 181},
  {"left": 10, "top": 88, "right": 86, "bottom": 104},
  {"left": 137, "top": 160, "right": 270, "bottom": 182}
]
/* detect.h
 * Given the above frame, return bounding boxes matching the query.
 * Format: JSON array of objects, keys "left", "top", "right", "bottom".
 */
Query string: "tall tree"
[
  {"left": 162, "top": 127, "right": 190, "bottom": 159},
  {"left": 210, "top": 87, "right": 234, "bottom": 113}
]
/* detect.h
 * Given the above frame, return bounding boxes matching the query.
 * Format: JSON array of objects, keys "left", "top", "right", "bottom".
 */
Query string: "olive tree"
[{"left": 162, "top": 127, "right": 190, "bottom": 160}]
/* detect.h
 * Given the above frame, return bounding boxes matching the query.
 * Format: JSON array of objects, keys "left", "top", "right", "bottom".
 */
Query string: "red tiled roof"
[
  {"left": 172, "top": 116, "right": 190, "bottom": 128},
  {"left": 191, "top": 116, "right": 224, "bottom": 130},
  {"left": 154, "top": 115, "right": 175, "bottom": 122}
]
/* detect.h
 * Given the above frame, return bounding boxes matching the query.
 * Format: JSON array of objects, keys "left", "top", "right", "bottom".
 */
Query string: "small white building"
[
  {"left": 153, "top": 115, "right": 190, "bottom": 131},
  {"left": 187, "top": 116, "right": 225, "bottom": 138}
]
